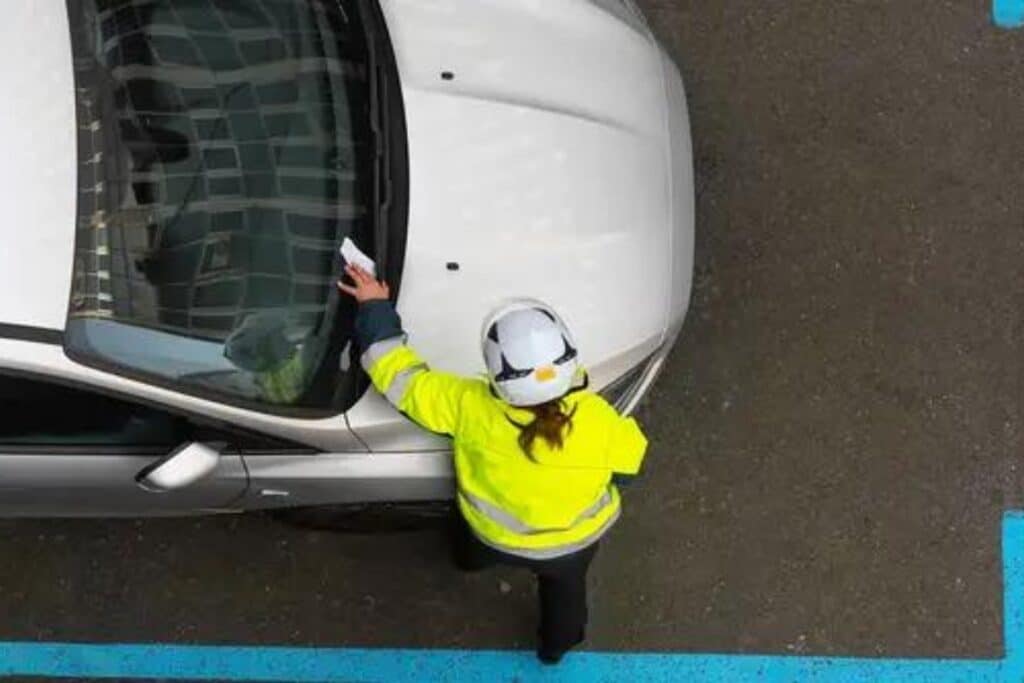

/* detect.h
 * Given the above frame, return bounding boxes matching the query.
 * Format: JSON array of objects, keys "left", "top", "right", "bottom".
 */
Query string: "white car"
[{"left": 0, "top": 0, "right": 693, "bottom": 517}]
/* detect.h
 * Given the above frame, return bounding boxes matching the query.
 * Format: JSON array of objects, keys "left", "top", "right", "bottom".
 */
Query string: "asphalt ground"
[{"left": 2, "top": 0, "right": 1023, "bottom": 668}]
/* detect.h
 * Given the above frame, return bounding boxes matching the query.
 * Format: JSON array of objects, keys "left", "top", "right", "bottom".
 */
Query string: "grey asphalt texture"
[{"left": 2, "top": 0, "right": 1023, "bottom": 665}]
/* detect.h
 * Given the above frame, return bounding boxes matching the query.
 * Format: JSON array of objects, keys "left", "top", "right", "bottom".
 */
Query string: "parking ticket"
[{"left": 340, "top": 237, "right": 377, "bottom": 278}]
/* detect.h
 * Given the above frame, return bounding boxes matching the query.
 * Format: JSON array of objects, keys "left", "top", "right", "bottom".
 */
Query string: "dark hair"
[{"left": 515, "top": 399, "right": 577, "bottom": 461}]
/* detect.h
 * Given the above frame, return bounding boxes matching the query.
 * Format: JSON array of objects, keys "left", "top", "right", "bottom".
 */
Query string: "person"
[{"left": 338, "top": 263, "right": 648, "bottom": 664}]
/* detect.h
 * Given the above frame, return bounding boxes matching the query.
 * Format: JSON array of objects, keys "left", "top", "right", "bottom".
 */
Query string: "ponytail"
[{"left": 515, "top": 399, "right": 577, "bottom": 461}]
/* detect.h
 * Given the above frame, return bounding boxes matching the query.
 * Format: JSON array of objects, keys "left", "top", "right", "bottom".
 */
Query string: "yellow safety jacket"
[{"left": 361, "top": 323, "right": 648, "bottom": 560}]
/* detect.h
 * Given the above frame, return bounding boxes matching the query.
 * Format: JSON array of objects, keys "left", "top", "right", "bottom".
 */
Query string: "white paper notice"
[{"left": 339, "top": 237, "right": 377, "bottom": 278}]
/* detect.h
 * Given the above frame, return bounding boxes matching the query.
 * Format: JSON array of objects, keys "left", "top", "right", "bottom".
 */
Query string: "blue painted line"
[
  {"left": 0, "top": 646, "right": 1005, "bottom": 683},
  {"left": 994, "top": 0, "right": 1024, "bottom": 27},
  {"left": 2, "top": 511, "right": 1024, "bottom": 682}
]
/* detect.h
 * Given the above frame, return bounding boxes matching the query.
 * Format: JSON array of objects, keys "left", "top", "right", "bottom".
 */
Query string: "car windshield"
[{"left": 64, "top": 0, "right": 380, "bottom": 414}]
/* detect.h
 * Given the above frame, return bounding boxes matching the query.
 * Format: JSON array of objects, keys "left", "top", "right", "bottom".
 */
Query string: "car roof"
[{"left": 0, "top": 1, "right": 76, "bottom": 332}]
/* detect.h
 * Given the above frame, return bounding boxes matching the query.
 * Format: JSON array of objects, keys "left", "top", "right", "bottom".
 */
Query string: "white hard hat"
[{"left": 480, "top": 299, "right": 580, "bottom": 407}]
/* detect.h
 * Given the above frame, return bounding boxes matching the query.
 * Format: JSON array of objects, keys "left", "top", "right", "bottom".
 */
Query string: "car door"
[{"left": 0, "top": 372, "right": 248, "bottom": 517}]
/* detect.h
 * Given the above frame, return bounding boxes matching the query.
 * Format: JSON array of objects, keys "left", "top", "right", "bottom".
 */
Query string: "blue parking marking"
[
  {"left": 3, "top": 511, "right": 1024, "bottom": 682},
  {"left": 994, "top": 0, "right": 1024, "bottom": 27}
]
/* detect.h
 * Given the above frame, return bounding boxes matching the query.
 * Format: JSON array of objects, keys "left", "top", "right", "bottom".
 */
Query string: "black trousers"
[{"left": 453, "top": 514, "right": 599, "bottom": 656}]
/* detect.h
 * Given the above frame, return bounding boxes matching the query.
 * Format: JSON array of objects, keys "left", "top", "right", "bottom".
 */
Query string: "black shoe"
[
  {"left": 536, "top": 626, "right": 583, "bottom": 665},
  {"left": 537, "top": 648, "right": 566, "bottom": 665}
]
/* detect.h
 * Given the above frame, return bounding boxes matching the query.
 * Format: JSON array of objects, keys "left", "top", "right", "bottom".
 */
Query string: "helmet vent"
[
  {"left": 555, "top": 336, "right": 578, "bottom": 365},
  {"left": 497, "top": 353, "right": 532, "bottom": 381}
]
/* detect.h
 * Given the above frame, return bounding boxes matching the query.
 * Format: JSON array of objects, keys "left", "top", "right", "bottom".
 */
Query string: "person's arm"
[
  {"left": 340, "top": 264, "right": 473, "bottom": 436},
  {"left": 601, "top": 402, "right": 648, "bottom": 476},
  {"left": 607, "top": 415, "right": 647, "bottom": 489}
]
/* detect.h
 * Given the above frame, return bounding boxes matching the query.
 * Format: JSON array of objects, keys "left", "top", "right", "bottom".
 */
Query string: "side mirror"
[{"left": 136, "top": 442, "right": 224, "bottom": 493}]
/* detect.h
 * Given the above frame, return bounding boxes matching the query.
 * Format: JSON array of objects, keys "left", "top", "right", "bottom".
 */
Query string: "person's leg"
[
  {"left": 535, "top": 543, "right": 599, "bottom": 663},
  {"left": 451, "top": 512, "right": 500, "bottom": 572}
]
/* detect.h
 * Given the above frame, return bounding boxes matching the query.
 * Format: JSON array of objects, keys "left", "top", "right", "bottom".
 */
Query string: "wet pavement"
[{"left": 2, "top": 0, "right": 1023, "bottom": 669}]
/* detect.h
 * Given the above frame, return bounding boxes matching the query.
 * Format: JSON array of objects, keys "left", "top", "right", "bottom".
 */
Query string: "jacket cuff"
[{"left": 355, "top": 299, "right": 405, "bottom": 349}]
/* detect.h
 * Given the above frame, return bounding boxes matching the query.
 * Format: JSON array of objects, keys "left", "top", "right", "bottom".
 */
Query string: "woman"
[{"left": 338, "top": 264, "right": 648, "bottom": 664}]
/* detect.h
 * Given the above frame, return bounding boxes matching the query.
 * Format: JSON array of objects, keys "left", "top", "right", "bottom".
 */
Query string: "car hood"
[
  {"left": 0, "top": 4, "right": 77, "bottom": 332},
  {"left": 378, "top": 0, "right": 673, "bottom": 385}
]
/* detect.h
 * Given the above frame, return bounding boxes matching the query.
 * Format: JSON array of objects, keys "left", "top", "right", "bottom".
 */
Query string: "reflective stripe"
[
  {"left": 385, "top": 363, "right": 428, "bottom": 406},
  {"left": 473, "top": 505, "right": 621, "bottom": 560},
  {"left": 571, "top": 490, "right": 614, "bottom": 527},
  {"left": 360, "top": 335, "right": 407, "bottom": 370},
  {"left": 459, "top": 488, "right": 616, "bottom": 536},
  {"left": 460, "top": 491, "right": 544, "bottom": 535}
]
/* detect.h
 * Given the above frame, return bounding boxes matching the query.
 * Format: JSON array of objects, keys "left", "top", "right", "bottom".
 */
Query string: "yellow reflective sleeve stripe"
[
  {"left": 362, "top": 338, "right": 474, "bottom": 436},
  {"left": 363, "top": 342, "right": 424, "bottom": 397},
  {"left": 386, "top": 363, "right": 428, "bottom": 405},
  {"left": 360, "top": 335, "right": 406, "bottom": 369}
]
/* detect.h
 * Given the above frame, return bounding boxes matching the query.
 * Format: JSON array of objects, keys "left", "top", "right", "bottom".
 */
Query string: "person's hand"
[{"left": 337, "top": 263, "right": 390, "bottom": 303}]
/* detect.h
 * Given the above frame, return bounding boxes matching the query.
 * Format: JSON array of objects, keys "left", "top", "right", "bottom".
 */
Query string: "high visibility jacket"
[{"left": 356, "top": 300, "right": 648, "bottom": 559}]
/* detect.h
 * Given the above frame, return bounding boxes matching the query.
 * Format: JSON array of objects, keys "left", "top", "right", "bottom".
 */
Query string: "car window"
[
  {"left": 0, "top": 374, "right": 305, "bottom": 451},
  {"left": 0, "top": 374, "right": 187, "bottom": 448},
  {"left": 63, "top": 0, "right": 378, "bottom": 415}
]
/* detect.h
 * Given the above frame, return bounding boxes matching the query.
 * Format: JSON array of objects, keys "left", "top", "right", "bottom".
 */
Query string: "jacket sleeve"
[
  {"left": 606, "top": 415, "right": 648, "bottom": 475},
  {"left": 355, "top": 299, "right": 474, "bottom": 436}
]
